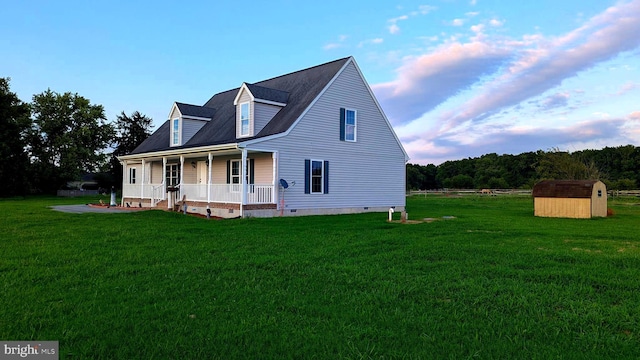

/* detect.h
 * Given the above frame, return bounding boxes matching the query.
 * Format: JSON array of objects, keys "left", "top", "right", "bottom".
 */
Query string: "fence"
[
  {"left": 407, "top": 189, "right": 533, "bottom": 196},
  {"left": 408, "top": 189, "right": 640, "bottom": 197}
]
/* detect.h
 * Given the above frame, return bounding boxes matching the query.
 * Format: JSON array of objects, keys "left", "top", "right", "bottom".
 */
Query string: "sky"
[{"left": 2, "top": 0, "right": 639, "bottom": 165}]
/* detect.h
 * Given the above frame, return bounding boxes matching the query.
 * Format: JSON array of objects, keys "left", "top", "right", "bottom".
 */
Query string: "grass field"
[{"left": 1, "top": 194, "right": 639, "bottom": 359}]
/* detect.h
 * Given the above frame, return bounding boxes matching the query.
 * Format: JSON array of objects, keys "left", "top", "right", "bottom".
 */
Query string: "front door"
[{"left": 197, "top": 161, "right": 207, "bottom": 184}]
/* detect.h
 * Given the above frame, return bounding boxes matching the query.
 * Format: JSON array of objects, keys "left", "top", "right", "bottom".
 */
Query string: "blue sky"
[{"left": 2, "top": 0, "right": 639, "bottom": 164}]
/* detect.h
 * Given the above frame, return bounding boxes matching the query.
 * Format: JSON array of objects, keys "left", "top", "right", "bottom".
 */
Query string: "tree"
[
  {"left": 535, "top": 148, "right": 601, "bottom": 181},
  {"left": 109, "top": 111, "right": 153, "bottom": 188},
  {"left": 113, "top": 111, "right": 153, "bottom": 156},
  {"left": 0, "top": 78, "right": 31, "bottom": 196},
  {"left": 28, "top": 90, "right": 115, "bottom": 193}
]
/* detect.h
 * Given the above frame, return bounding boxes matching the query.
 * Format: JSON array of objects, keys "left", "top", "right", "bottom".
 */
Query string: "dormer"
[
  {"left": 233, "top": 83, "right": 289, "bottom": 138},
  {"left": 168, "top": 102, "right": 216, "bottom": 147}
]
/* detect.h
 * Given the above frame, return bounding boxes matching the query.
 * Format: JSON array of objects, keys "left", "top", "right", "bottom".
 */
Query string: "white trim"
[
  {"left": 167, "top": 102, "right": 182, "bottom": 120},
  {"left": 309, "top": 159, "right": 325, "bottom": 195},
  {"left": 207, "top": 153, "right": 212, "bottom": 203},
  {"left": 241, "top": 148, "right": 248, "bottom": 216},
  {"left": 182, "top": 115, "right": 212, "bottom": 121},
  {"left": 254, "top": 98, "right": 287, "bottom": 107},
  {"left": 238, "top": 101, "right": 251, "bottom": 137},
  {"left": 118, "top": 143, "right": 239, "bottom": 161},
  {"left": 171, "top": 118, "right": 181, "bottom": 147},
  {"left": 239, "top": 57, "right": 353, "bottom": 146},
  {"left": 233, "top": 83, "right": 255, "bottom": 105},
  {"left": 344, "top": 108, "right": 357, "bottom": 142}
]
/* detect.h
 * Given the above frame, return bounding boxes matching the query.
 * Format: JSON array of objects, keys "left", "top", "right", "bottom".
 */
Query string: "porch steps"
[{"left": 155, "top": 200, "right": 169, "bottom": 209}]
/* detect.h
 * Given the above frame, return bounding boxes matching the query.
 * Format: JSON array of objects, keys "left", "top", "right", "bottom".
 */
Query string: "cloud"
[
  {"left": 452, "top": 19, "right": 465, "bottom": 26},
  {"left": 375, "top": 0, "right": 640, "bottom": 164},
  {"left": 617, "top": 81, "right": 638, "bottom": 95},
  {"left": 358, "top": 38, "right": 384, "bottom": 48},
  {"left": 405, "top": 117, "right": 631, "bottom": 164},
  {"left": 387, "top": 6, "right": 438, "bottom": 34},
  {"left": 538, "top": 92, "right": 570, "bottom": 110},
  {"left": 323, "top": 35, "right": 348, "bottom": 50},
  {"left": 373, "top": 41, "right": 511, "bottom": 124}
]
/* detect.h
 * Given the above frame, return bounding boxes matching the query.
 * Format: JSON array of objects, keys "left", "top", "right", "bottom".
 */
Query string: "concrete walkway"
[{"left": 50, "top": 205, "right": 145, "bottom": 214}]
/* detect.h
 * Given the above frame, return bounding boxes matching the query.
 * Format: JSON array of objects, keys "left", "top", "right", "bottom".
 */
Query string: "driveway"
[{"left": 50, "top": 205, "right": 146, "bottom": 214}]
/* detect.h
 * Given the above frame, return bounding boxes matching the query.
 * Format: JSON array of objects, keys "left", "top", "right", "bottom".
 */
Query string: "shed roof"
[{"left": 532, "top": 180, "right": 602, "bottom": 198}]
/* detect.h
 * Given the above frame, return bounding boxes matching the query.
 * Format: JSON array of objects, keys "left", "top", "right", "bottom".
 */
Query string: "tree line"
[
  {"left": 0, "top": 78, "right": 152, "bottom": 197},
  {"left": 407, "top": 146, "right": 640, "bottom": 191},
  {"left": 3, "top": 77, "right": 638, "bottom": 197}
]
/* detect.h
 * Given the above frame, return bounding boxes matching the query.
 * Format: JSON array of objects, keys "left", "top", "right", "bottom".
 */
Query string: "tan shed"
[{"left": 532, "top": 180, "right": 607, "bottom": 218}]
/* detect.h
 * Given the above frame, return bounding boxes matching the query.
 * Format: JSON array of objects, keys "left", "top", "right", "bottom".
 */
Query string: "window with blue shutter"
[
  {"left": 340, "top": 108, "right": 356, "bottom": 142},
  {"left": 305, "top": 159, "right": 328, "bottom": 194}
]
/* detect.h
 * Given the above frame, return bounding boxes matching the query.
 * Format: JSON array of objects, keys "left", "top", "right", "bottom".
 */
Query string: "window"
[
  {"left": 345, "top": 109, "right": 356, "bottom": 141},
  {"left": 129, "top": 168, "right": 136, "bottom": 184},
  {"left": 304, "top": 159, "right": 329, "bottom": 194},
  {"left": 340, "top": 108, "right": 357, "bottom": 142},
  {"left": 230, "top": 160, "right": 240, "bottom": 185},
  {"left": 227, "top": 159, "right": 254, "bottom": 192},
  {"left": 165, "top": 164, "right": 180, "bottom": 186},
  {"left": 172, "top": 118, "right": 180, "bottom": 146},
  {"left": 311, "top": 161, "right": 323, "bottom": 193},
  {"left": 240, "top": 102, "right": 250, "bottom": 136}
]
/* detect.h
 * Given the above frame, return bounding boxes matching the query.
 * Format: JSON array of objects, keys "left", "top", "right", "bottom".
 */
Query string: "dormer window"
[
  {"left": 240, "top": 102, "right": 250, "bottom": 137},
  {"left": 171, "top": 118, "right": 180, "bottom": 146}
]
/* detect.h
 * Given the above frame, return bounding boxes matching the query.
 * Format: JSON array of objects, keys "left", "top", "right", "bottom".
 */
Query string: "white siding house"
[{"left": 118, "top": 57, "right": 408, "bottom": 218}]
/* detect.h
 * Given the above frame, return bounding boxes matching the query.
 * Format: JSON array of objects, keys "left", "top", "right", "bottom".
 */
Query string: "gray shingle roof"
[
  {"left": 131, "top": 57, "right": 350, "bottom": 155},
  {"left": 245, "top": 83, "right": 289, "bottom": 104},
  {"left": 175, "top": 102, "right": 216, "bottom": 119}
]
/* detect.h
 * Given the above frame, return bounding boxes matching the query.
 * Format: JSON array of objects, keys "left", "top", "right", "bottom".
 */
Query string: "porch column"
[
  {"left": 207, "top": 152, "right": 213, "bottom": 203},
  {"left": 121, "top": 160, "right": 127, "bottom": 207},
  {"left": 163, "top": 157, "right": 168, "bottom": 209},
  {"left": 241, "top": 148, "right": 247, "bottom": 206},
  {"left": 180, "top": 155, "right": 185, "bottom": 200},
  {"left": 141, "top": 159, "right": 146, "bottom": 199},
  {"left": 272, "top": 152, "right": 278, "bottom": 208}
]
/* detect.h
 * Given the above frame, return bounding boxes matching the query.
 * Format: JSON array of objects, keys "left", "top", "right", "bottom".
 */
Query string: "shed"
[{"left": 532, "top": 180, "right": 607, "bottom": 218}]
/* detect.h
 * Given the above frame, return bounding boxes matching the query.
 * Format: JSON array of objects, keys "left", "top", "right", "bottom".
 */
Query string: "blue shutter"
[
  {"left": 339, "top": 108, "right": 345, "bottom": 141},
  {"left": 304, "top": 159, "right": 310, "bottom": 194},
  {"left": 249, "top": 159, "right": 255, "bottom": 184},
  {"left": 323, "top": 161, "right": 329, "bottom": 194},
  {"left": 226, "top": 160, "right": 230, "bottom": 184}
]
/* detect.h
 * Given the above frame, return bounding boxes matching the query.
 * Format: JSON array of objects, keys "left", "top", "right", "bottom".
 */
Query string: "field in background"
[{"left": 1, "top": 195, "right": 639, "bottom": 358}]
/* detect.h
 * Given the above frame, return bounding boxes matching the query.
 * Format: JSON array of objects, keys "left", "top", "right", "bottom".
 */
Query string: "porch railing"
[{"left": 123, "top": 183, "right": 274, "bottom": 205}]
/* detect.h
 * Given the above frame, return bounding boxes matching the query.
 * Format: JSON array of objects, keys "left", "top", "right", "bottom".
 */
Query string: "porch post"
[
  {"left": 207, "top": 152, "right": 212, "bottom": 203},
  {"left": 141, "top": 159, "right": 146, "bottom": 200},
  {"left": 162, "top": 157, "right": 168, "bottom": 209},
  {"left": 180, "top": 155, "right": 185, "bottom": 200},
  {"left": 121, "top": 160, "right": 127, "bottom": 207},
  {"left": 272, "top": 152, "right": 278, "bottom": 208},
  {"left": 241, "top": 149, "right": 247, "bottom": 215}
]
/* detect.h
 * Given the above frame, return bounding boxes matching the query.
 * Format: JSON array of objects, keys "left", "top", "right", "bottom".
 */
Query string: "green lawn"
[{"left": 1, "top": 195, "right": 639, "bottom": 359}]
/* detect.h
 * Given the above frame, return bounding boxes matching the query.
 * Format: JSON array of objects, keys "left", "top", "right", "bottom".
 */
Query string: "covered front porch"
[{"left": 120, "top": 146, "right": 278, "bottom": 217}]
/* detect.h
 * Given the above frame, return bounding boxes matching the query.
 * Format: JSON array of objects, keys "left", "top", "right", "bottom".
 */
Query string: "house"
[
  {"left": 118, "top": 57, "right": 408, "bottom": 218},
  {"left": 532, "top": 180, "right": 607, "bottom": 218}
]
